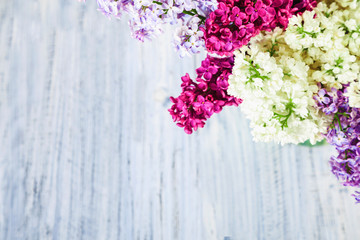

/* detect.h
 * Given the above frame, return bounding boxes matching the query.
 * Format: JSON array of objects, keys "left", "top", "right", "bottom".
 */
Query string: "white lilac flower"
[
  {"left": 345, "top": 81, "right": 360, "bottom": 108},
  {"left": 336, "top": 0, "right": 358, "bottom": 9},
  {"left": 284, "top": 2, "right": 360, "bottom": 88},
  {"left": 228, "top": 39, "right": 329, "bottom": 145},
  {"left": 342, "top": 4, "right": 360, "bottom": 56}
]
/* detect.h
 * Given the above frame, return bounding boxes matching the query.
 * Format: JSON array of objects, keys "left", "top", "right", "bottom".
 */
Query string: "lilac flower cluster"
[
  {"left": 96, "top": 0, "right": 127, "bottom": 18},
  {"left": 169, "top": 55, "right": 242, "bottom": 134},
  {"left": 95, "top": 0, "right": 217, "bottom": 57},
  {"left": 315, "top": 86, "right": 360, "bottom": 203},
  {"left": 202, "top": 0, "right": 316, "bottom": 56}
]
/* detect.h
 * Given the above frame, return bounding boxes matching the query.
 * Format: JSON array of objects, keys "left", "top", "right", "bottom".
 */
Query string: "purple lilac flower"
[
  {"left": 353, "top": 192, "right": 360, "bottom": 203},
  {"left": 128, "top": 3, "right": 164, "bottom": 41},
  {"left": 96, "top": 0, "right": 131, "bottom": 18},
  {"left": 197, "top": 0, "right": 218, "bottom": 16},
  {"left": 315, "top": 87, "right": 360, "bottom": 203},
  {"left": 173, "top": 16, "right": 205, "bottom": 57},
  {"left": 169, "top": 55, "right": 242, "bottom": 134},
  {"left": 314, "top": 89, "right": 330, "bottom": 106},
  {"left": 94, "top": 0, "right": 218, "bottom": 57}
]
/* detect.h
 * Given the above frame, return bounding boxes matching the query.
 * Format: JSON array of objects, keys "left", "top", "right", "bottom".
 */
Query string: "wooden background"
[{"left": 1, "top": 1, "right": 360, "bottom": 239}]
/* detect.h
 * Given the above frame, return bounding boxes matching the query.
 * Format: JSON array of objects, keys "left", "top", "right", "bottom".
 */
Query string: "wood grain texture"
[{"left": 1, "top": 1, "right": 360, "bottom": 239}]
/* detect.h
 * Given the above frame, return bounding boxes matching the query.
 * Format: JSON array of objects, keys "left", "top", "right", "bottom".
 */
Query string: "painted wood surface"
[{"left": 1, "top": 1, "right": 360, "bottom": 239}]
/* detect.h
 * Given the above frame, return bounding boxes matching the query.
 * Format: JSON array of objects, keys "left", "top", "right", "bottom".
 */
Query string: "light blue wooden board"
[{"left": 1, "top": 1, "right": 360, "bottom": 239}]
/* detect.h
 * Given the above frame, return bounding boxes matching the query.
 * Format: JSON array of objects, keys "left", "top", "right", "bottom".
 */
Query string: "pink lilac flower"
[
  {"left": 201, "top": 0, "right": 317, "bottom": 56},
  {"left": 169, "top": 55, "right": 242, "bottom": 134},
  {"left": 315, "top": 86, "right": 360, "bottom": 203}
]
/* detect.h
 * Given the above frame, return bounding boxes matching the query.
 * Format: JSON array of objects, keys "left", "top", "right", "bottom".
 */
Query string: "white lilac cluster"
[
  {"left": 228, "top": 0, "right": 360, "bottom": 145},
  {"left": 228, "top": 30, "right": 330, "bottom": 145},
  {"left": 284, "top": 0, "right": 360, "bottom": 104},
  {"left": 284, "top": 1, "right": 360, "bottom": 89},
  {"left": 336, "top": 0, "right": 359, "bottom": 9},
  {"left": 95, "top": 0, "right": 217, "bottom": 57},
  {"left": 345, "top": 81, "right": 360, "bottom": 108}
]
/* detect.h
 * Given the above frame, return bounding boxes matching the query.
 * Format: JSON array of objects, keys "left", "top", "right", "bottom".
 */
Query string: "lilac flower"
[
  {"left": 196, "top": 57, "right": 218, "bottom": 80},
  {"left": 134, "top": 0, "right": 152, "bottom": 9},
  {"left": 245, "top": 1, "right": 275, "bottom": 23},
  {"left": 162, "top": 1, "right": 184, "bottom": 19},
  {"left": 314, "top": 88, "right": 341, "bottom": 115},
  {"left": 323, "top": 103, "right": 337, "bottom": 115},
  {"left": 331, "top": 131, "right": 349, "bottom": 148},
  {"left": 169, "top": 55, "right": 242, "bottom": 134},
  {"left": 196, "top": 0, "right": 218, "bottom": 16},
  {"left": 93, "top": 0, "right": 218, "bottom": 57},
  {"left": 97, "top": 0, "right": 127, "bottom": 18},
  {"left": 353, "top": 191, "right": 360, "bottom": 203},
  {"left": 184, "top": 36, "right": 202, "bottom": 53},
  {"left": 187, "top": 22, "right": 204, "bottom": 39},
  {"left": 173, "top": 17, "right": 205, "bottom": 57},
  {"left": 314, "top": 89, "right": 330, "bottom": 105},
  {"left": 229, "top": 7, "right": 246, "bottom": 27},
  {"left": 202, "top": 0, "right": 316, "bottom": 56},
  {"left": 176, "top": 0, "right": 196, "bottom": 11},
  {"left": 315, "top": 86, "right": 360, "bottom": 203}
]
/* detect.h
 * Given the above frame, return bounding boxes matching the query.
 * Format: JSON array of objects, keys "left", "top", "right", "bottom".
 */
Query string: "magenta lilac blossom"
[
  {"left": 169, "top": 55, "right": 242, "bottom": 134},
  {"left": 201, "top": 0, "right": 317, "bottom": 56}
]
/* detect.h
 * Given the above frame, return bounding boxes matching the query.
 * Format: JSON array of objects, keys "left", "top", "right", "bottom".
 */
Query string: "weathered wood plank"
[{"left": 0, "top": 0, "right": 360, "bottom": 239}]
